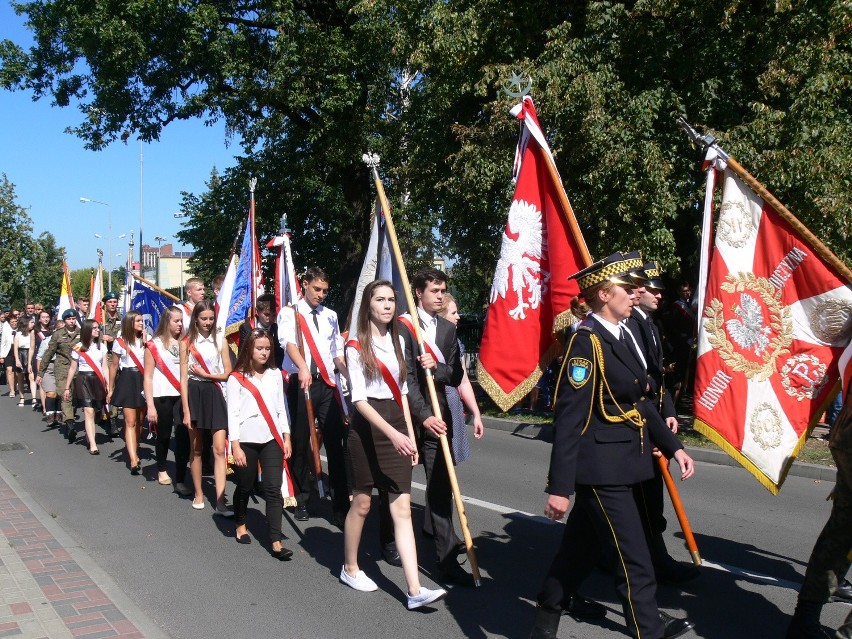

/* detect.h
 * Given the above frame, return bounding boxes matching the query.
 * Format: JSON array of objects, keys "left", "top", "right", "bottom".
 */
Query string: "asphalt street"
[{"left": 0, "top": 398, "right": 847, "bottom": 638}]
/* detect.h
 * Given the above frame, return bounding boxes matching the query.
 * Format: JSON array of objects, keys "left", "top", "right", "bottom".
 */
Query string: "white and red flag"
[
  {"left": 266, "top": 224, "right": 302, "bottom": 314},
  {"left": 57, "top": 260, "right": 75, "bottom": 317},
  {"left": 477, "top": 96, "right": 591, "bottom": 411},
  {"left": 693, "top": 150, "right": 852, "bottom": 493},
  {"left": 89, "top": 259, "right": 104, "bottom": 323}
]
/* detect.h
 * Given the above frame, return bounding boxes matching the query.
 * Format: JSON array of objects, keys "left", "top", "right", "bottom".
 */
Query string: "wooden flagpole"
[
  {"left": 130, "top": 272, "right": 181, "bottom": 303},
  {"left": 363, "top": 152, "right": 482, "bottom": 587},
  {"left": 657, "top": 455, "right": 701, "bottom": 565}
]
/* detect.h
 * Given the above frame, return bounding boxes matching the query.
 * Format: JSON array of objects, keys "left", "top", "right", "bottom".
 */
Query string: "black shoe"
[
  {"left": 272, "top": 546, "right": 294, "bottom": 561},
  {"left": 438, "top": 560, "right": 473, "bottom": 587},
  {"left": 294, "top": 506, "right": 309, "bottom": 522},
  {"left": 382, "top": 545, "right": 402, "bottom": 567},
  {"left": 660, "top": 611, "right": 695, "bottom": 639},
  {"left": 563, "top": 594, "right": 607, "bottom": 619},
  {"left": 65, "top": 422, "right": 76, "bottom": 443},
  {"left": 831, "top": 579, "right": 852, "bottom": 604},
  {"left": 236, "top": 534, "right": 252, "bottom": 545},
  {"left": 130, "top": 463, "right": 141, "bottom": 476},
  {"left": 529, "top": 606, "right": 560, "bottom": 639},
  {"left": 657, "top": 559, "right": 701, "bottom": 585}
]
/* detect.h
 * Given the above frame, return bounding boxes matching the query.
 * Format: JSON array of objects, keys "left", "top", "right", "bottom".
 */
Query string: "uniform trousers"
[
  {"left": 798, "top": 448, "right": 852, "bottom": 603},
  {"left": 55, "top": 368, "right": 75, "bottom": 422},
  {"left": 151, "top": 396, "right": 190, "bottom": 483},
  {"left": 538, "top": 484, "right": 665, "bottom": 639},
  {"left": 286, "top": 375, "right": 348, "bottom": 514},
  {"left": 231, "top": 440, "right": 284, "bottom": 543},
  {"left": 421, "top": 433, "right": 460, "bottom": 565}
]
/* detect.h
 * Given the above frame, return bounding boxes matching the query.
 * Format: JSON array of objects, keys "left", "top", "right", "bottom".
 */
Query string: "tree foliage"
[{"left": 3, "top": 0, "right": 849, "bottom": 314}]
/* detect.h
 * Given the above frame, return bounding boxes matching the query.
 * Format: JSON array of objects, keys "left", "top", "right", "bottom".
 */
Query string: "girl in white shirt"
[
  {"left": 180, "top": 299, "right": 232, "bottom": 513},
  {"left": 144, "top": 307, "right": 190, "bottom": 490},
  {"left": 64, "top": 319, "right": 109, "bottom": 454},
  {"left": 13, "top": 315, "right": 35, "bottom": 406},
  {"left": 227, "top": 328, "right": 293, "bottom": 560},
  {"left": 109, "top": 311, "right": 148, "bottom": 475},
  {"left": 341, "top": 280, "right": 446, "bottom": 610}
]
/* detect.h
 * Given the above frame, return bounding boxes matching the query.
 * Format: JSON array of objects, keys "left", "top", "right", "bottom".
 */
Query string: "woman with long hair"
[
  {"left": 341, "top": 280, "right": 446, "bottom": 609},
  {"left": 36, "top": 316, "right": 61, "bottom": 425},
  {"left": 3, "top": 313, "right": 19, "bottom": 398},
  {"left": 64, "top": 319, "right": 109, "bottom": 454},
  {"left": 13, "top": 314, "right": 35, "bottom": 406},
  {"left": 227, "top": 328, "right": 293, "bottom": 559},
  {"left": 144, "top": 307, "right": 191, "bottom": 490},
  {"left": 110, "top": 311, "right": 148, "bottom": 474},
  {"left": 33, "top": 310, "right": 53, "bottom": 414},
  {"left": 180, "top": 299, "right": 233, "bottom": 513}
]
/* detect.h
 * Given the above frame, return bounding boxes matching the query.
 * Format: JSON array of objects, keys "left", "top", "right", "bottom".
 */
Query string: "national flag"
[
  {"left": 215, "top": 253, "right": 238, "bottom": 340},
  {"left": 266, "top": 226, "right": 302, "bottom": 313},
  {"left": 347, "top": 199, "right": 404, "bottom": 339},
  {"left": 57, "top": 260, "right": 75, "bottom": 317},
  {"left": 476, "top": 95, "right": 592, "bottom": 411},
  {"left": 693, "top": 149, "right": 852, "bottom": 493},
  {"left": 128, "top": 278, "right": 173, "bottom": 336},
  {"left": 89, "top": 260, "right": 104, "bottom": 323},
  {"left": 222, "top": 215, "right": 254, "bottom": 339}
]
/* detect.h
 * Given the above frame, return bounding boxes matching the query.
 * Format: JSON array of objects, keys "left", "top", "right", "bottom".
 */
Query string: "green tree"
[
  {"left": 0, "top": 173, "right": 35, "bottom": 307},
  {"left": 28, "top": 231, "right": 65, "bottom": 307},
  {"left": 70, "top": 268, "right": 95, "bottom": 302}
]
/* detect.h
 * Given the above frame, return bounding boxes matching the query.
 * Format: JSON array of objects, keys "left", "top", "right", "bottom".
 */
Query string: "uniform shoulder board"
[{"left": 576, "top": 318, "right": 594, "bottom": 332}]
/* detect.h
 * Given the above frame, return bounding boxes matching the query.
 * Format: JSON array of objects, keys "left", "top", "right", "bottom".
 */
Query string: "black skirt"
[
  {"left": 15, "top": 348, "right": 28, "bottom": 374},
  {"left": 187, "top": 378, "right": 227, "bottom": 431},
  {"left": 112, "top": 368, "right": 146, "bottom": 408},
  {"left": 74, "top": 371, "right": 106, "bottom": 409},
  {"left": 346, "top": 398, "right": 412, "bottom": 494}
]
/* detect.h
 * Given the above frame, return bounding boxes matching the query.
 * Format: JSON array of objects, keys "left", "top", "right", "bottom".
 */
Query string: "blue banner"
[
  {"left": 225, "top": 216, "right": 253, "bottom": 334},
  {"left": 130, "top": 279, "right": 173, "bottom": 336}
]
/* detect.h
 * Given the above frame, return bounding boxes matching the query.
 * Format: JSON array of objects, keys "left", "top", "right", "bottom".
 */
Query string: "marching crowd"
[{"left": 0, "top": 257, "right": 849, "bottom": 638}]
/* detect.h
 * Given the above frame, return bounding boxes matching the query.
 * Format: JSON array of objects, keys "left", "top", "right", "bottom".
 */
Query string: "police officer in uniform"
[
  {"left": 530, "top": 253, "right": 696, "bottom": 639},
  {"left": 626, "top": 257, "right": 701, "bottom": 584},
  {"left": 36, "top": 309, "right": 80, "bottom": 441}
]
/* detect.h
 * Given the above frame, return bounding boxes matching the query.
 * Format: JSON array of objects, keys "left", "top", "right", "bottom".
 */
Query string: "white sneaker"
[
  {"left": 407, "top": 587, "right": 447, "bottom": 610},
  {"left": 339, "top": 567, "right": 378, "bottom": 592}
]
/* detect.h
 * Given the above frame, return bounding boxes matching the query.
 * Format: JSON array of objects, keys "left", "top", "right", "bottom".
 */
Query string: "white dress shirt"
[
  {"left": 226, "top": 368, "right": 290, "bottom": 443},
  {"left": 276, "top": 300, "right": 343, "bottom": 376},
  {"left": 149, "top": 337, "right": 181, "bottom": 398},
  {"left": 188, "top": 334, "right": 223, "bottom": 381},
  {"left": 346, "top": 334, "right": 409, "bottom": 403},
  {"left": 112, "top": 337, "right": 147, "bottom": 369},
  {"left": 0, "top": 322, "right": 13, "bottom": 358},
  {"left": 71, "top": 343, "right": 107, "bottom": 374}
]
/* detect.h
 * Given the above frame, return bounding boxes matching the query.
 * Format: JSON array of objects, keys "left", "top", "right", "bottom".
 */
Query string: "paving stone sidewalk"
[{"left": 0, "top": 467, "right": 168, "bottom": 639}]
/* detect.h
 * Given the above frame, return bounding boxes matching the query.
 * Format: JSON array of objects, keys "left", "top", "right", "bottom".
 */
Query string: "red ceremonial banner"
[{"left": 477, "top": 96, "right": 591, "bottom": 411}]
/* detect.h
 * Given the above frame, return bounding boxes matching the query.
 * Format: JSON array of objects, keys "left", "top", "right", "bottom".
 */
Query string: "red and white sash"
[
  {"left": 146, "top": 340, "right": 181, "bottom": 392},
  {"left": 397, "top": 314, "right": 446, "bottom": 364},
  {"left": 185, "top": 337, "right": 224, "bottom": 394},
  {"left": 346, "top": 340, "right": 403, "bottom": 409},
  {"left": 116, "top": 337, "right": 145, "bottom": 370},
  {"left": 76, "top": 347, "right": 107, "bottom": 390},
  {"left": 297, "top": 311, "right": 336, "bottom": 388},
  {"left": 230, "top": 371, "right": 297, "bottom": 503}
]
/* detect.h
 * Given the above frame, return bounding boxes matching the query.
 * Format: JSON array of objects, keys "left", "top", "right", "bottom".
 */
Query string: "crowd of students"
[{"left": 0, "top": 267, "right": 484, "bottom": 611}]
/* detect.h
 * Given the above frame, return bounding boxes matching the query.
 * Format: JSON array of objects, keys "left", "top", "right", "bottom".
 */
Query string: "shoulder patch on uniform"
[{"left": 567, "top": 357, "right": 592, "bottom": 388}]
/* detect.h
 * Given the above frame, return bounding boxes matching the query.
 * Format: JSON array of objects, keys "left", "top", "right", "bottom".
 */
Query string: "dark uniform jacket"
[
  {"left": 547, "top": 317, "right": 683, "bottom": 497},
  {"left": 627, "top": 309, "right": 677, "bottom": 420},
  {"left": 399, "top": 312, "right": 464, "bottom": 440}
]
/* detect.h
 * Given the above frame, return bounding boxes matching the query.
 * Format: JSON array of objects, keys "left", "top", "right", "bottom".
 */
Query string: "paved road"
[{"left": 0, "top": 398, "right": 847, "bottom": 638}]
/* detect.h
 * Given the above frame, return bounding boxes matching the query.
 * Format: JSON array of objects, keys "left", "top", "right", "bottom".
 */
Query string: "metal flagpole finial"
[
  {"left": 249, "top": 177, "right": 257, "bottom": 193},
  {"left": 97, "top": 248, "right": 104, "bottom": 259},
  {"left": 362, "top": 152, "right": 380, "bottom": 169},
  {"left": 502, "top": 71, "right": 532, "bottom": 98},
  {"left": 279, "top": 213, "right": 291, "bottom": 235}
]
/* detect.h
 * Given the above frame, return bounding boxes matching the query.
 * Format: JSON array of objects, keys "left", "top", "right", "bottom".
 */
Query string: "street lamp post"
[
  {"left": 81, "top": 197, "right": 113, "bottom": 290},
  {"left": 153, "top": 235, "right": 167, "bottom": 286}
]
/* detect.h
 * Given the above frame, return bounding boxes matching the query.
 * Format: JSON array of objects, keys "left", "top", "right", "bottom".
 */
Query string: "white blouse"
[
  {"left": 226, "top": 368, "right": 290, "bottom": 444},
  {"left": 187, "top": 334, "right": 223, "bottom": 381},
  {"left": 149, "top": 337, "right": 181, "bottom": 398},
  {"left": 112, "top": 337, "right": 147, "bottom": 369},
  {"left": 346, "top": 334, "right": 408, "bottom": 403},
  {"left": 71, "top": 343, "right": 107, "bottom": 375},
  {"left": 15, "top": 332, "right": 31, "bottom": 349}
]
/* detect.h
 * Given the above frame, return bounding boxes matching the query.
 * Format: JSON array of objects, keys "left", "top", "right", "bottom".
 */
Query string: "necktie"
[
  {"left": 309, "top": 310, "right": 319, "bottom": 375},
  {"left": 620, "top": 325, "right": 644, "bottom": 369}
]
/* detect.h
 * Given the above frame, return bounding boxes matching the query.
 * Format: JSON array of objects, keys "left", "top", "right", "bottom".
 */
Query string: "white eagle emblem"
[
  {"left": 489, "top": 199, "right": 546, "bottom": 320},
  {"left": 726, "top": 293, "right": 771, "bottom": 356}
]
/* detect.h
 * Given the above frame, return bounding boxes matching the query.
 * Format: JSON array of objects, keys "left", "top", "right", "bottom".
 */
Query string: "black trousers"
[
  {"left": 634, "top": 466, "right": 671, "bottom": 570},
  {"left": 286, "top": 375, "right": 348, "bottom": 513},
  {"left": 421, "top": 434, "right": 460, "bottom": 565},
  {"left": 538, "top": 484, "right": 664, "bottom": 639},
  {"left": 231, "top": 440, "right": 285, "bottom": 542},
  {"left": 152, "top": 396, "right": 190, "bottom": 482}
]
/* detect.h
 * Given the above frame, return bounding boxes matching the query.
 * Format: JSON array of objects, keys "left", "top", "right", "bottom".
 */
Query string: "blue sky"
[{"left": 0, "top": 2, "right": 240, "bottom": 272}]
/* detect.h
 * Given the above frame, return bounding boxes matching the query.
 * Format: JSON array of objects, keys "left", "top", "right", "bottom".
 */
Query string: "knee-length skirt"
[{"left": 346, "top": 398, "right": 412, "bottom": 494}]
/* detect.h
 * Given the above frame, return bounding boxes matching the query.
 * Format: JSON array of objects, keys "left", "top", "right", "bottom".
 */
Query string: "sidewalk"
[
  {"left": 0, "top": 464, "right": 169, "bottom": 639},
  {"left": 481, "top": 415, "right": 839, "bottom": 483}
]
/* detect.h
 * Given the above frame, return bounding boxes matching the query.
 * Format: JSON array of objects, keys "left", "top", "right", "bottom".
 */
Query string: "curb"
[{"left": 481, "top": 416, "right": 838, "bottom": 483}]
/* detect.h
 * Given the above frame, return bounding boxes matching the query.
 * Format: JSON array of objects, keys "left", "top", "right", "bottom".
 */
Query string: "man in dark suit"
[
  {"left": 530, "top": 253, "right": 696, "bottom": 639},
  {"left": 398, "top": 268, "right": 466, "bottom": 585},
  {"left": 626, "top": 259, "right": 700, "bottom": 585}
]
